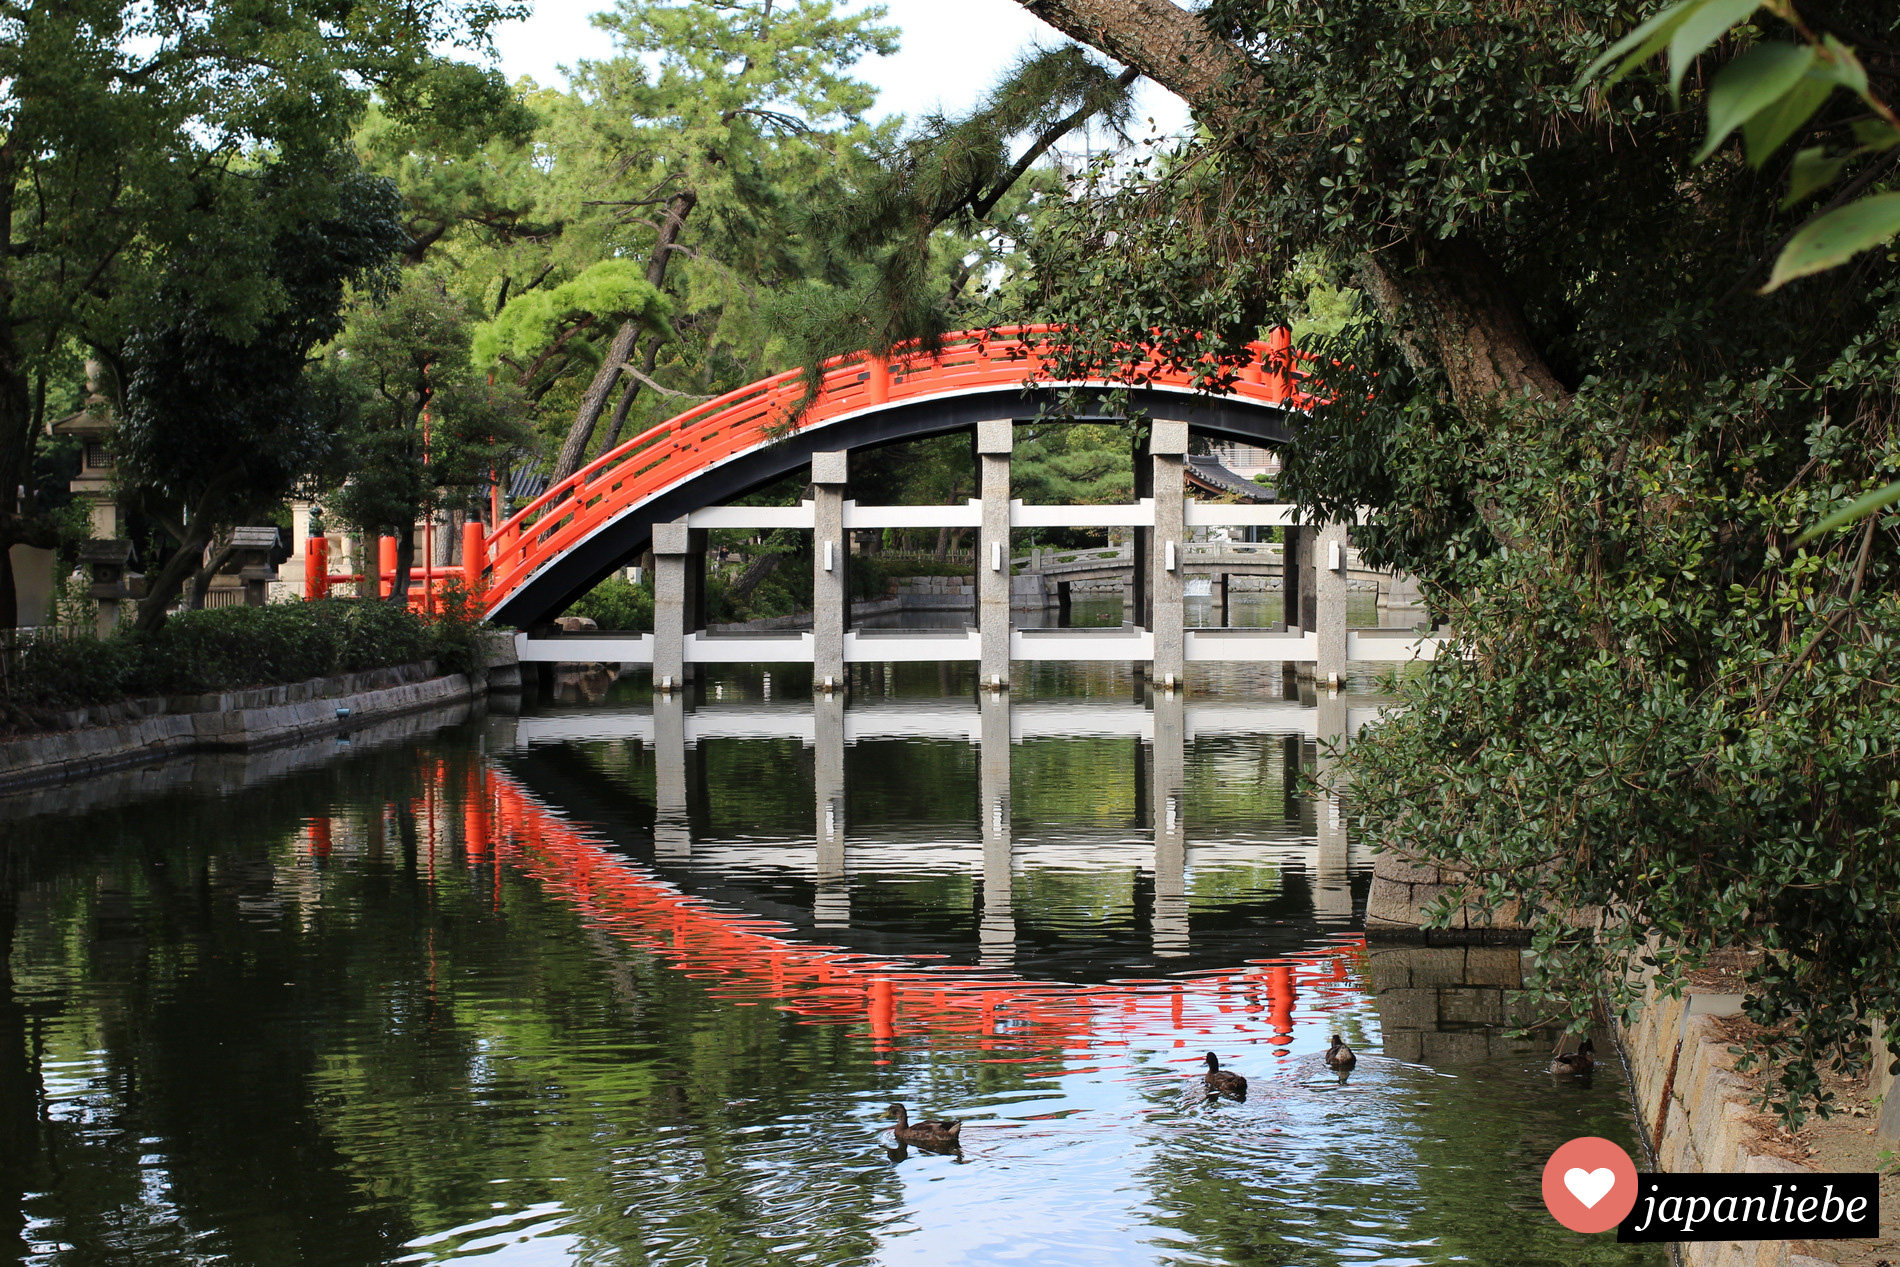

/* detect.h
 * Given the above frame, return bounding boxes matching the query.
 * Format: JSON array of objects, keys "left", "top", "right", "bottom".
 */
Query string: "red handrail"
[{"left": 473, "top": 326, "right": 1313, "bottom": 618}]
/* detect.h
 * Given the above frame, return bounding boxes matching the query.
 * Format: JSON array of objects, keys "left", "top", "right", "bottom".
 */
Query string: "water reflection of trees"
[{"left": 3, "top": 745, "right": 1013, "bottom": 1264}]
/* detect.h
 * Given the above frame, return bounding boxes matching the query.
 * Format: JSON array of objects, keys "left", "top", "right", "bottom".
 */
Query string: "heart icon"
[{"left": 1564, "top": 1166, "right": 1617, "bottom": 1209}]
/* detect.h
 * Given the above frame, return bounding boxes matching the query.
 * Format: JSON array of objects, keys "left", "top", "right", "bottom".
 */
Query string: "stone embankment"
[
  {"left": 0, "top": 634, "right": 521, "bottom": 794},
  {"left": 1367, "top": 847, "right": 1897, "bottom": 1266}
]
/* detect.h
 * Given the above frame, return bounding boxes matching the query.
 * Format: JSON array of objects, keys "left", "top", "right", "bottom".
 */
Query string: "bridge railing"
[{"left": 474, "top": 326, "right": 1316, "bottom": 618}]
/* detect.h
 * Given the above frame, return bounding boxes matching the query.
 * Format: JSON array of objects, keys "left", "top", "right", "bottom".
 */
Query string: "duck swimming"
[
  {"left": 1324, "top": 1034, "right": 1357, "bottom": 1073},
  {"left": 885, "top": 1103, "right": 963, "bottom": 1144},
  {"left": 1203, "top": 1052, "right": 1248, "bottom": 1099},
  {"left": 1550, "top": 1038, "right": 1595, "bottom": 1075}
]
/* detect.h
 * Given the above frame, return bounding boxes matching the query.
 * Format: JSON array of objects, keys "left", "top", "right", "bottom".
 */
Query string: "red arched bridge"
[
  {"left": 322, "top": 327, "right": 1441, "bottom": 686},
  {"left": 478, "top": 326, "right": 1307, "bottom": 623}
]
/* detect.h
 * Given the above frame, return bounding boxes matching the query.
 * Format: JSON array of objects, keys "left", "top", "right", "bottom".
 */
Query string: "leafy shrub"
[
  {"left": 567, "top": 575, "right": 652, "bottom": 631},
  {"left": 0, "top": 598, "right": 485, "bottom": 728}
]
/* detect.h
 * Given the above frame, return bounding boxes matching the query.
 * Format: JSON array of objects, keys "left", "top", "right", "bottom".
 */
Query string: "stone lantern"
[
  {"left": 47, "top": 361, "right": 121, "bottom": 538},
  {"left": 77, "top": 538, "right": 138, "bottom": 638}
]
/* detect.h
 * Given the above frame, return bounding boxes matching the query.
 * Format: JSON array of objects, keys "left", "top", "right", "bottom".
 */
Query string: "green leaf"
[
  {"left": 1815, "top": 35, "right": 1869, "bottom": 96},
  {"left": 1851, "top": 118, "right": 1900, "bottom": 151},
  {"left": 1764, "top": 192, "right": 1900, "bottom": 290},
  {"left": 1794, "top": 479, "right": 1900, "bottom": 544},
  {"left": 1668, "top": 0, "right": 1766, "bottom": 101},
  {"left": 1781, "top": 146, "right": 1844, "bottom": 207},
  {"left": 1695, "top": 42, "right": 1815, "bottom": 164},
  {"left": 1581, "top": 0, "right": 1699, "bottom": 87},
  {"left": 1742, "top": 73, "right": 1834, "bottom": 165}
]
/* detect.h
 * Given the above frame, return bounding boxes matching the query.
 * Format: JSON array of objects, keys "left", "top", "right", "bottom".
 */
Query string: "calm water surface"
[{"left": 1, "top": 663, "right": 1657, "bottom": 1266}]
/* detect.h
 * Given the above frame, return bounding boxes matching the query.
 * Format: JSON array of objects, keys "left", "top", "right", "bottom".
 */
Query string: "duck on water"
[
  {"left": 1203, "top": 1052, "right": 1248, "bottom": 1100},
  {"left": 886, "top": 1103, "right": 963, "bottom": 1146},
  {"left": 1550, "top": 1038, "right": 1595, "bottom": 1075},
  {"left": 1325, "top": 1034, "right": 1356, "bottom": 1074}
]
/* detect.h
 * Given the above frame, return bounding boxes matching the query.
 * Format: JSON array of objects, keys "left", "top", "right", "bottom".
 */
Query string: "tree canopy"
[{"left": 1005, "top": 0, "right": 1900, "bottom": 1124}]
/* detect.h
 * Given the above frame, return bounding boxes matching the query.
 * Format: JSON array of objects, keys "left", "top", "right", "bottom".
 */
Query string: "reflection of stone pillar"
[
  {"left": 1150, "top": 420, "right": 1187, "bottom": 687},
  {"left": 812, "top": 451, "right": 848, "bottom": 692},
  {"left": 1152, "top": 689, "right": 1188, "bottom": 957},
  {"left": 978, "top": 690, "right": 1014, "bottom": 965},
  {"left": 977, "top": 420, "right": 1012, "bottom": 689},
  {"left": 653, "top": 691, "right": 690, "bottom": 864},
  {"left": 814, "top": 690, "right": 849, "bottom": 928},
  {"left": 1314, "top": 690, "right": 1352, "bottom": 920}
]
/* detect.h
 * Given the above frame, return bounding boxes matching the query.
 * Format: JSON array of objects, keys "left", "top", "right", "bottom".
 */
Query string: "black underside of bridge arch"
[{"left": 493, "top": 385, "right": 1295, "bottom": 628}]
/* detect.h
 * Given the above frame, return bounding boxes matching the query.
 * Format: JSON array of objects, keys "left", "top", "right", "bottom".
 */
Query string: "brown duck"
[
  {"left": 885, "top": 1103, "right": 963, "bottom": 1144},
  {"left": 1324, "top": 1034, "right": 1357, "bottom": 1072},
  {"left": 1203, "top": 1052, "right": 1248, "bottom": 1098},
  {"left": 1550, "top": 1038, "right": 1595, "bottom": 1075}
]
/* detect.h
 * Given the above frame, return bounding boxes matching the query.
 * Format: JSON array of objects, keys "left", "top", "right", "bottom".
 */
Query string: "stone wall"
[
  {"left": 1618, "top": 981, "right": 1837, "bottom": 1267},
  {"left": 0, "top": 660, "right": 498, "bottom": 794}
]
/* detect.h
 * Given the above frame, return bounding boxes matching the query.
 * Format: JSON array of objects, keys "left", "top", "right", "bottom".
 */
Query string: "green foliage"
[
  {"left": 1583, "top": 0, "right": 1900, "bottom": 290},
  {"left": 469, "top": 260, "right": 674, "bottom": 369},
  {"left": 0, "top": 600, "right": 483, "bottom": 724},
  {"left": 1018, "top": 0, "right": 1900, "bottom": 1126},
  {"left": 320, "top": 282, "right": 529, "bottom": 544},
  {"left": 568, "top": 575, "right": 654, "bottom": 632},
  {"left": 0, "top": 0, "right": 526, "bottom": 569}
]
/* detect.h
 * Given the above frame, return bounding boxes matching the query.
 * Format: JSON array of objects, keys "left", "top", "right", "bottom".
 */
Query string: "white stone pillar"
[
  {"left": 814, "top": 690, "right": 849, "bottom": 928},
  {"left": 1152, "top": 687, "right": 1188, "bottom": 957},
  {"left": 1149, "top": 420, "right": 1188, "bottom": 688},
  {"left": 652, "top": 516, "right": 703, "bottom": 691},
  {"left": 812, "top": 451, "right": 848, "bottom": 692},
  {"left": 977, "top": 419, "right": 1012, "bottom": 689},
  {"left": 1315, "top": 521, "right": 1350, "bottom": 686},
  {"left": 979, "top": 690, "right": 1014, "bottom": 965}
]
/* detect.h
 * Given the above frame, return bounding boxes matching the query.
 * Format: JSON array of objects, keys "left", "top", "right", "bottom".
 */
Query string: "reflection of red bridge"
[{"left": 417, "top": 765, "right": 1367, "bottom": 1058}]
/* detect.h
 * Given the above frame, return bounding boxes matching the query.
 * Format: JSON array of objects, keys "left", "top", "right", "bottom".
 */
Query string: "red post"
[
  {"left": 378, "top": 535, "right": 398, "bottom": 598},
  {"left": 462, "top": 519, "right": 485, "bottom": 601},
  {"left": 1264, "top": 326, "right": 1293, "bottom": 403},
  {"left": 865, "top": 357, "right": 890, "bottom": 405},
  {"left": 304, "top": 536, "right": 328, "bottom": 600}
]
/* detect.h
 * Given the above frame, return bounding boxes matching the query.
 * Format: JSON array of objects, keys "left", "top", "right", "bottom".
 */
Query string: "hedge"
[{"left": 0, "top": 599, "right": 484, "bottom": 727}]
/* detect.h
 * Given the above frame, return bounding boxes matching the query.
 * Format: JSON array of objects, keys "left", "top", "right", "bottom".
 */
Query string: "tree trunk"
[
  {"left": 934, "top": 524, "right": 951, "bottom": 562},
  {"left": 1010, "top": 0, "right": 1568, "bottom": 413},
  {"left": 187, "top": 543, "right": 235, "bottom": 611},
  {"left": 727, "top": 550, "right": 780, "bottom": 602},
  {"left": 387, "top": 529, "right": 415, "bottom": 607},
  {"left": 135, "top": 524, "right": 216, "bottom": 632},
  {"left": 549, "top": 191, "right": 697, "bottom": 484},
  {"left": 1356, "top": 234, "right": 1570, "bottom": 405}
]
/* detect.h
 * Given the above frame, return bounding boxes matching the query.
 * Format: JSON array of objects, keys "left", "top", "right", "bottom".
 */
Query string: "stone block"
[
  {"left": 975, "top": 417, "right": 1014, "bottom": 454},
  {"left": 1380, "top": 1030, "right": 1424, "bottom": 1062},
  {"left": 1460, "top": 948, "right": 1526, "bottom": 989},
  {"left": 1420, "top": 1030, "right": 1493, "bottom": 1063},
  {"left": 1148, "top": 418, "right": 1188, "bottom": 455},
  {"left": 1437, "top": 987, "right": 1505, "bottom": 1026},
  {"left": 1403, "top": 947, "right": 1470, "bottom": 987},
  {"left": 1375, "top": 987, "right": 1439, "bottom": 1031},
  {"left": 811, "top": 449, "right": 849, "bottom": 484},
  {"left": 652, "top": 517, "right": 694, "bottom": 554}
]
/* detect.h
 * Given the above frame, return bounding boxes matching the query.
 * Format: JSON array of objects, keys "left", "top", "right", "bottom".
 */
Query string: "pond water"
[{"left": 1, "top": 664, "right": 1660, "bottom": 1266}]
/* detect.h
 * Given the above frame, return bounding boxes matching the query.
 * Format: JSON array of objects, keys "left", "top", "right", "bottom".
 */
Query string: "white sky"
[{"left": 482, "top": 0, "right": 1192, "bottom": 140}]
